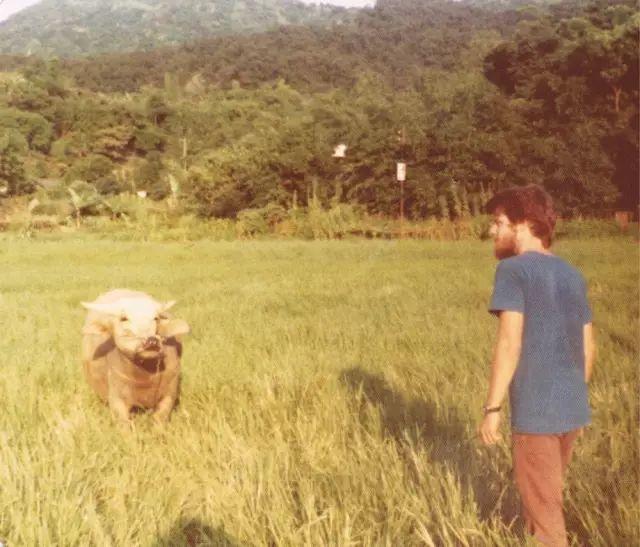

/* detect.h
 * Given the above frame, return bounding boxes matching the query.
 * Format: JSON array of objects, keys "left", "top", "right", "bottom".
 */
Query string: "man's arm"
[
  {"left": 479, "top": 310, "right": 524, "bottom": 445},
  {"left": 584, "top": 322, "right": 595, "bottom": 383}
]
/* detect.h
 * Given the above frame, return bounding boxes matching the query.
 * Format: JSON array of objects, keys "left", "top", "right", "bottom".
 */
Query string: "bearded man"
[{"left": 478, "top": 185, "right": 595, "bottom": 547}]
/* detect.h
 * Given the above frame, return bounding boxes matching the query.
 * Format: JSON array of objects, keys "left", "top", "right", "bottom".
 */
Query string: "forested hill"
[
  {"left": 0, "top": 0, "right": 353, "bottom": 58},
  {"left": 34, "top": 0, "right": 530, "bottom": 93},
  {"left": 0, "top": 0, "right": 637, "bottom": 220}
]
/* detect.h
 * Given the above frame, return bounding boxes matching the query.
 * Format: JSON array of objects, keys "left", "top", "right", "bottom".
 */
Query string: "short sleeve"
[{"left": 489, "top": 260, "right": 525, "bottom": 315}]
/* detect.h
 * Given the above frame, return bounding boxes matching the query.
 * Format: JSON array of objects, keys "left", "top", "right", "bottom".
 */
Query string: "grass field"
[{"left": 0, "top": 235, "right": 637, "bottom": 546}]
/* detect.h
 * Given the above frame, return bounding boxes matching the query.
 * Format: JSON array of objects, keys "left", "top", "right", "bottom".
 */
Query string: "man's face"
[{"left": 489, "top": 212, "right": 517, "bottom": 259}]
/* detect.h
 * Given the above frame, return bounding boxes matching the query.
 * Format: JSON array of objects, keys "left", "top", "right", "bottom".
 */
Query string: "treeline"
[
  {"left": 0, "top": 0, "right": 637, "bottom": 222},
  {"left": 0, "top": 0, "right": 352, "bottom": 58},
  {"left": 56, "top": 0, "right": 525, "bottom": 93}
]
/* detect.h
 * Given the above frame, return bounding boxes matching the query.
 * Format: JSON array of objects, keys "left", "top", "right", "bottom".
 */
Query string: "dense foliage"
[
  {"left": 48, "top": 0, "right": 527, "bottom": 94},
  {"left": 0, "top": 0, "right": 352, "bottom": 57},
  {"left": 484, "top": 0, "right": 639, "bottom": 213},
  {"left": 0, "top": 0, "right": 637, "bottom": 221}
]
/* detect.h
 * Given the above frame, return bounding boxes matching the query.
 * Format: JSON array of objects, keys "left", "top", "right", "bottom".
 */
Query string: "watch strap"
[{"left": 483, "top": 405, "right": 502, "bottom": 415}]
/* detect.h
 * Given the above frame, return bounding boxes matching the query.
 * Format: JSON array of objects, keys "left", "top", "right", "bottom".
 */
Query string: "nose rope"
[
  {"left": 112, "top": 356, "right": 163, "bottom": 389},
  {"left": 110, "top": 336, "right": 166, "bottom": 405}
]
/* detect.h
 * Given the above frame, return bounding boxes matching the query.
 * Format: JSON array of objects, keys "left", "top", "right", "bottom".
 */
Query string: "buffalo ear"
[
  {"left": 82, "top": 323, "right": 109, "bottom": 335},
  {"left": 161, "top": 300, "right": 176, "bottom": 313},
  {"left": 159, "top": 318, "right": 190, "bottom": 338},
  {"left": 81, "top": 300, "right": 122, "bottom": 316}
]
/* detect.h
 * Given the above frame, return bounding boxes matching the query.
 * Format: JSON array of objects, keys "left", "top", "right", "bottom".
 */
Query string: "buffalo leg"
[
  {"left": 108, "top": 393, "right": 131, "bottom": 425},
  {"left": 153, "top": 394, "right": 175, "bottom": 425}
]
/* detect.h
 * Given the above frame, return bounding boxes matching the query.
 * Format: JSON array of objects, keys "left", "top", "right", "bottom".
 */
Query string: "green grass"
[{"left": 0, "top": 236, "right": 636, "bottom": 546}]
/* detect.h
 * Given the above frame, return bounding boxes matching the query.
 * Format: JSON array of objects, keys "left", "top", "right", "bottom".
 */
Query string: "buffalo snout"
[{"left": 142, "top": 335, "right": 162, "bottom": 351}]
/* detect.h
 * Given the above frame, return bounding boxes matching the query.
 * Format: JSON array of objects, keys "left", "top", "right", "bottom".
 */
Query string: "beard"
[{"left": 494, "top": 234, "right": 517, "bottom": 259}]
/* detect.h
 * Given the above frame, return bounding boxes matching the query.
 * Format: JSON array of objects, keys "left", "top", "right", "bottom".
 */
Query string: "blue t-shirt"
[{"left": 489, "top": 251, "right": 592, "bottom": 434}]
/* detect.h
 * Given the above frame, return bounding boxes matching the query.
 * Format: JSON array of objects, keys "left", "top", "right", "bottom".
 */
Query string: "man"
[{"left": 479, "top": 185, "right": 595, "bottom": 546}]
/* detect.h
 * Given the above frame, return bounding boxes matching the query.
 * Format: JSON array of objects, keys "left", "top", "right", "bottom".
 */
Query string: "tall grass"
[
  {"left": 0, "top": 237, "right": 636, "bottom": 546},
  {"left": 3, "top": 194, "right": 637, "bottom": 242}
]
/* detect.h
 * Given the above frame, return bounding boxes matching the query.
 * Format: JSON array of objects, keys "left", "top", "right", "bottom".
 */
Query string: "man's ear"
[
  {"left": 158, "top": 318, "right": 190, "bottom": 338},
  {"left": 513, "top": 221, "right": 531, "bottom": 245},
  {"left": 518, "top": 221, "right": 534, "bottom": 235}
]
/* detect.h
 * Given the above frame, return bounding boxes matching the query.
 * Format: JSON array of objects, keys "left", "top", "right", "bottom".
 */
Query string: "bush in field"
[
  {"left": 274, "top": 202, "right": 363, "bottom": 239},
  {"left": 78, "top": 198, "right": 238, "bottom": 241},
  {"left": 278, "top": 207, "right": 314, "bottom": 239},
  {"left": 66, "top": 180, "right": 105, "bottom": 219},
  {"left": 458, "top": 215, "right": 491, "bottom": 240},
  {"left": 237, "top": 203, "right": 288, "bottom": 237},
  {"left": 236, "top": 202, "right": 362, "bottom": 239},
  {"left": 236, "top": 210, "right": 267, "bottom": 237},
  {"left": 161, "top": 214, "right": 236, "bottom": 241},
  {"left": 555, "top": 219, "right": 630, "bottom": 239},
  {"left": 31, "top": 179, "right": 104, "bottom": 222},
  {"left": 306, "top": 202, "right": 361, "bottom": 239},
  {"left": 101, "top": 193, "right": 151, "bottom": 221},
  {"left": 35, "top": 180, "right": 67, "bottom": 201},
  {"left": 30, "top": 196, "right": 73, "bottom": 219},
  {"left": 94, "top": 174, "right": 123, "bottom": 196}
]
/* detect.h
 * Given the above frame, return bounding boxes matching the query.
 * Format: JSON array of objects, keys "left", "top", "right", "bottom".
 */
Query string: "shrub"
[
  {"left": 306, "top": 202, "right": 361, "bottom": 239},
  {"left": 133, "top": 126, "right": 166, "bottom": 154},
  {"left": 95, "top": 174, "right": 123, "bottom": 196},
  {"left": 64, "top": 154, "right": 115, "bottom": 184},
  {"left": 30, "top": 198, "right": 73, "bottom": 218},
  {"left": 102, "top": 193, "right": 150, "bottom": 221},
  {"left": 135, "top": 152, "right": 170, "bottom": 200},
  {"left": 236, "top": 203, "right": 288, "bottom": 237},
  {"left": 555, "top": 219, "right": 629, "bottom": 239},
  {"left": 66, "top": 180, "right": 104, "bottom": 218},
  {"left": 236, "top": 208, "right": 269, "bottom": 237},
  {"left": 50, "top": 137, "right": 73, "bottom": 160}
]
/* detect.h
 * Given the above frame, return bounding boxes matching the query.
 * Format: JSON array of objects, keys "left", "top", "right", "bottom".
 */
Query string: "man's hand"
[{"left": 479, "top": 412, "right": 502, "bottom": 445}]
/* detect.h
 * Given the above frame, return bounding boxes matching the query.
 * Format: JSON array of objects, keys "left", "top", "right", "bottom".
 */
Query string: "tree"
[
  {"left": 0, "top": 131, "right": 29, "bottom": 196},
  {"left": 483, "top": 3, "right": 638, "bottom": 213},
  {"left": 67, "top": 180, "right": 104, "bottom": 227},
  {"left": 0, "top": 108, "right": 53, "bottom": 153},
  {"left": 136, "top": 152, "right": 169, "bottom": 200},
  {"left": 146, "top": 94, "right": 172, "bottom": 126},
  {"left": 65, "top": 155, "right": 116, "bottom": 185},
  {"left": 91, "top": 125, "right": 135, "bottom": 161},
  {"left": 133, "top": 125, "right": 166, "bottom": 155}
]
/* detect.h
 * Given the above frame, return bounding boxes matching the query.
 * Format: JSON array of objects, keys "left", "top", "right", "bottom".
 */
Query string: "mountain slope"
[
  {"left": 0, "top": 0, "right": 354, "bottom": 57},
  {"left": 39, "top": 0, "right": 527, "bottom": 93}
]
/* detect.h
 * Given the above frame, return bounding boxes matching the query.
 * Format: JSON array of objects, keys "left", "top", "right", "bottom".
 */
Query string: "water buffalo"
[{"left": 81, "top": 289, "right": 190, "bottom": 425}]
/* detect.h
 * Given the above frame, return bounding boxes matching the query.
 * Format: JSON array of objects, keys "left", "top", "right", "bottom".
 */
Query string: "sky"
[
  {"left": 0, "top": 0, "right": 375, "bottom": 23},
  {"left": 299, "top": 0, "right": 374, "bottom": 6},
  {"left": 0, "top": 0, "right": 41, "bottom": 22}
]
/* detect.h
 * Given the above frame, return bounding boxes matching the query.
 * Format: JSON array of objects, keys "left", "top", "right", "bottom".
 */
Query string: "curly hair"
[{"left": 486, "top": 185, "right": 557, "bottom": 248}]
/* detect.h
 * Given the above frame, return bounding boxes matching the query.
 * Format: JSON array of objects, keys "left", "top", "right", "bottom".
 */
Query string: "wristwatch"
[{"left": 482, "top": 405, "right": 502, "bottom": 416}]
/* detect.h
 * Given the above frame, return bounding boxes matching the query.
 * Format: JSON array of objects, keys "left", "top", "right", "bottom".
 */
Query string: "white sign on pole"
[
  {"left": 396, "top": 162, "right": 406, "bottom": 182},
  {"left": 332, "top": 143, "right": 347, "bottom": 158}
]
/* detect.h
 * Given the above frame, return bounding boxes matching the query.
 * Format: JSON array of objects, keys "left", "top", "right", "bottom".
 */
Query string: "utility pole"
[
  {"left": 181, "top": 136, "right": 188, "bottom": 171},
  {"left": 396, "top": 127, "right": 407, "bottom": 239}
]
